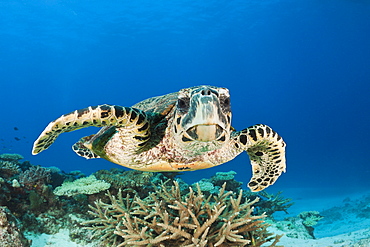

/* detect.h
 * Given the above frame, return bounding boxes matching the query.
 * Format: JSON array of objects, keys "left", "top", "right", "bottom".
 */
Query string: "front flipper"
[
  {"left": 235, "top": 124, "right": 286, "bottom": 192},
  {"left": 32, "top": 104, "right": 150, "bottom": 155}
]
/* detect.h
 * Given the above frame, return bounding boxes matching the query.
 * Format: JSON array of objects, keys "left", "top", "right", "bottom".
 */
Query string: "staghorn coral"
[{"left": 84, "top": 181, "right": 282, "bottom": 247}]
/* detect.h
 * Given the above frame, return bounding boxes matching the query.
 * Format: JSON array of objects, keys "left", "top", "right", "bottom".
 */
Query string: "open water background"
[{"left": 1, "top": 0, "right": 369, "bottom": 193}]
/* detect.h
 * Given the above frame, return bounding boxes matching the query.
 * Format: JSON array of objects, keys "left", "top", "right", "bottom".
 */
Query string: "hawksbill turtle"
[{"left": 32, "top": 85, "right": 286, "bottom": 192}]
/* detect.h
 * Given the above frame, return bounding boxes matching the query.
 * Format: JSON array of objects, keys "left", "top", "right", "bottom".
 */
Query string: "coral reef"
[
  {"left": 84, "top": 181, "right": 282, "bottom": 247},
  {"left": 0, "top": 152, "right": 97, "bottom": 245},
  {"left": 0, "top": 206, "right": 31, "bottom": 247},
  {"left": 0, "top": 152, "right": 306, "bottom": 246}
]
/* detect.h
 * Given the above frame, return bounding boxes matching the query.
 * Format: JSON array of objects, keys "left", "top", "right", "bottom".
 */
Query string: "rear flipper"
[{"left": 72, "top": 135, "right": 100, "bottom": 159}]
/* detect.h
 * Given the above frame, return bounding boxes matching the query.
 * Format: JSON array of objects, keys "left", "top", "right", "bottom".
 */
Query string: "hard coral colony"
[{"left": 84, "top": 181, "right": 282, "bottom": 247}]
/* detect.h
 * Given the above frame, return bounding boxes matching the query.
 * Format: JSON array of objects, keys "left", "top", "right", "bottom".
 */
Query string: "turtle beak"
[{"left": 185, "top": 124, "right": 225, "bottom": 142}]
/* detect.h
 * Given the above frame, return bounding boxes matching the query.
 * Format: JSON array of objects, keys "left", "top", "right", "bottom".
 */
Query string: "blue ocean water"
[{"left": 0, "top": 0, "right": 369, "bottom": 194}]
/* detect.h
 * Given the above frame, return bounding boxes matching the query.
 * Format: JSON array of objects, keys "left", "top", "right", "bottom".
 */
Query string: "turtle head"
[{"left": 173, "top": 85, "right": 232, "bottom": 152}]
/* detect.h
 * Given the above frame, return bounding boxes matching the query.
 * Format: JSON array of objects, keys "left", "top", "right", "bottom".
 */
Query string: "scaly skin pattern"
[
  {"left": 232, "top": 124, "right": 286, "bottom": 192},
  {"left": 32, "top": 86, "right": 286, "bottom": 192},
  {"left": 32, "top": 105, "right": 150, "bottom": 155}
]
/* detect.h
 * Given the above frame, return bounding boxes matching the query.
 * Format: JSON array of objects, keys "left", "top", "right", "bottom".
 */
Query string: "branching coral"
[
  {"left": 84, "top": 181, "right": 282, "bottom": 247},
  {"left": 254, "top": 191, "right": 294, "bottom": 217}
]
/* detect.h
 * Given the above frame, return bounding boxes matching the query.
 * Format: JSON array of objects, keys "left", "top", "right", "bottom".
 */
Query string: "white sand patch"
[
  {"left": 25, "top": 229, "right": 94, "bottom": 247},
  {"left": 26, "top": 227, "right": 370, "bottom": 247},
  {"left": 264, "top": 186, "right": 370, "bottom": 246},
  {"left": 268, "top": 186, "right": 369, "bottom": 218},
  {"left": 265, "top": 226, "right": 370, "bottom": 246}
]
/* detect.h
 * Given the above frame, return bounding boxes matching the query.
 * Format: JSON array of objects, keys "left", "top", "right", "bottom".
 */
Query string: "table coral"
[
  {"left": 0, "top": 153, "right": 24, "bottom": 161},
  {"left": 210, "top": 170, "right": 243, "bottom": 191},
  {"left": 84, "top": 181, "right": 282, "bottom": 247},
  {"left": 53, "top": 175, "right": 111, "bottom": 197}
]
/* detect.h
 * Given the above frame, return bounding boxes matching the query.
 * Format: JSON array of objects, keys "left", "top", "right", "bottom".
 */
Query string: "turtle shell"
[{"left": 132, "top": 91, "right": 179, "bottom": 116}]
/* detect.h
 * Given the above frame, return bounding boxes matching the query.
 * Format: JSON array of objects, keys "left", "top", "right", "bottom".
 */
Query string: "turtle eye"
[
  {"left": 221, "top": 97, "right": 231, "bottom": 112},
  {"left": 177, "top": 97, "right": 189, "bottom": 111}
]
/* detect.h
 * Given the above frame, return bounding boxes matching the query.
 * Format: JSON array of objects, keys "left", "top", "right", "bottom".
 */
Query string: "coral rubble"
[{"left": 84, "top": 181, "right": 282, "bottom": 247}]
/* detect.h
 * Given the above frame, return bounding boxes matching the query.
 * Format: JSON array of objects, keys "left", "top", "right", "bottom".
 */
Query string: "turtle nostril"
[{"left": 201, "top": 89, "right": 211, "bottom": 96}]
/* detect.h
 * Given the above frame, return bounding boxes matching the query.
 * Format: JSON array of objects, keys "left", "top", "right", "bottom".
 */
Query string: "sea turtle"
[{"left": 32, "top": 85, "right": 286, "bottom": 192}]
